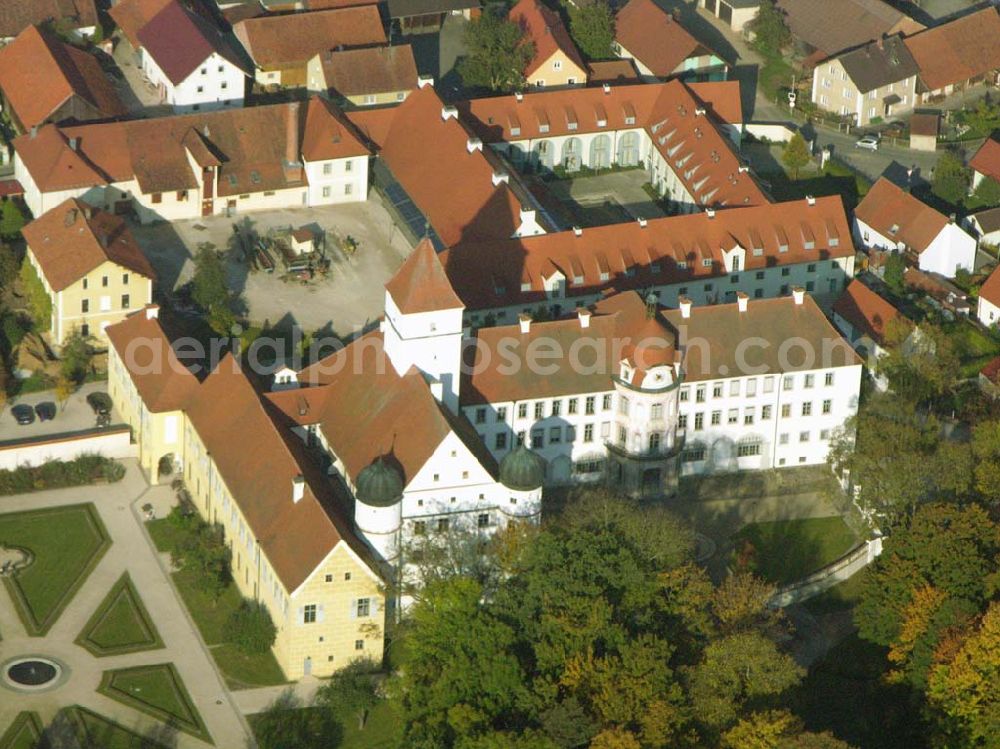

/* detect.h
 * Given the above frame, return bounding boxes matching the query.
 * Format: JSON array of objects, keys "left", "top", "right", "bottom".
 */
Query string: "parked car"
[
  {"left": 86, "top": 392, "right": 112, "bottom": 416},
  {"left": 855, "top": 135, "right": 880, "bottom": 151},
  {"left": 11, "top": 404, "right": 35, "bottom": 425},
  {"left": 34, "top": 402, "right": 56, "bottom": 422}
]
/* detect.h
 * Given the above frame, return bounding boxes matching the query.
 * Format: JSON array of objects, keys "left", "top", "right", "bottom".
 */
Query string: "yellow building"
[
  {"left": 307, "top": 45, "right": 419, "bottom": 108},
  {"left": 106, "top": 308, "right": 386, "bottom": 680},
  {"left": 511, "top": 0, "right": 588, "bottom": 87},
  {"left": 22, "top": 198, "right": 155, "bottom": 345}
]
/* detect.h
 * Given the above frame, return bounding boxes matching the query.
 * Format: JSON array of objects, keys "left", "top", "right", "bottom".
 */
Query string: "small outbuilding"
[{"left": 909, "top": 112, "right": 938, "bottom": 152}]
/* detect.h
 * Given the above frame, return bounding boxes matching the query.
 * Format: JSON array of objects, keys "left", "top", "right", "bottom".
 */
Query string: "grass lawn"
[
  {"left": 758, "top": 50, "right": 795, "bottom": 103},
  {"left": 99, "top": 664, "right": 211, "bottom": 744},
  {"left": 732, "top": 516, "right": 859, "bottom": 586},
  {"left": 168, "top": 566, "right": 286, "bottom": 690},
  {"left": 76, "top": 572, "right": 164, "bottom": 656},
  {"left": 790, "top": 635, "right": 928, "bottom": 749},
  {"left": 146, "top": 517, "right": 187, "bottom": 554},
  {"left": 943, "top": 319, "right": 1000, "bottom": 378},
  {"left": 0, "top": 504, "right": 110, "bottom": 635},
  {"left": 760, "top": 160, "right": 872, "bottom": 212},
  {"left": 248, "top": 697, "right": 403, "bottom": 749},
  {"left": 0, "top": 712, "right": 43, "bottom": 749},
  {"left": 63, "top": 706, "right": 169, "bottom": 749},
  {"left": 340, "top": 698, "right": 403, "bottom": 749},
  {"left": 802, "top": 569, "right": 867, "bottom": 615}
]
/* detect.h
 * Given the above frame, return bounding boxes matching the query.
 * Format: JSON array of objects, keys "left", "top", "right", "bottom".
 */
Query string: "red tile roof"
[
  {"left": 109, "top": 0, "right": 173, "bottom": 46},
  {"left": 509, "top": 0, "right": 585, "bottom": 77},
  {"left": 318, "top": 44, "right": 418, "bottom": 98},
  {"left": 105, "top": 309, "right": 200, "bottom": 413},
  {"left": 971, "top": 137, "right": 1000, "bottom": 182},
  {"left": 346, "top": 85, "right": 528, "bottom": 246},
  {"left": 832, "top": 279, "right": 902, "bottom": 346},
  {"left": 233, "top": 6, "right": 386, "bottom": 69},
  {"left": 586, "top": 59, "right": 640, "bottom": 84},
  {"left": 457, "top": 79, "right": 764, "bottom": 209},
  {"left": 978, "top": 264, "right": 1000, "bottom": 309},
  {"left": 385, "top": 238, "right": 464, "bottom": 313},
  {"left": 290, "top": 331, "right": 497, "bottom": 485},
  {"left": 14, "top": 98, "right": 368, "bottom": 195},
  {"left": 687, "top": 80, "right": 743, "bottom": 127},
  {"left": 854, "top": 177, "right": 948, "bottom": 253},
  {"left": 0, "top": 0, "right": 98, "bottom": 39},
  {"left": 440, "top": 196, "right": 851, "bottom": 309},
  {"left": 615, "top": 0, "right": 718, "bottom": 77},
  {"left": 903, "top": 8, "right": 1000, "bottom": 92},
  {"left": 0, "top": 25, "right": 125, "bottom": 131},
  {"left": 106, "top": 309, "right": 381, "bottom": 591},
  {"left": 300, "top": 96, "right": 370, "bottom": 162},
  {"left": 136, "top": 0, "right": 249, "bottom": 85},
  {"left": 23, "top": 198, "right": 155, "bottom": 291}
]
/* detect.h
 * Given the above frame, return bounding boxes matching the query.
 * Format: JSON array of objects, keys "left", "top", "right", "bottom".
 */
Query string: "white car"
[{"left": 855, "top": 135, "right": 880, "bottom": 151}]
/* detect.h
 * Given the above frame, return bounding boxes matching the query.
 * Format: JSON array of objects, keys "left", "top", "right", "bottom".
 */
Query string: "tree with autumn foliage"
[{"left": 391, "top": 489, "right": 835, "bottom": 748}]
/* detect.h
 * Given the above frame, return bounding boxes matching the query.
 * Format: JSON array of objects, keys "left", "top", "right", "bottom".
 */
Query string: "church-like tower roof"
[
  {"left": 385, "top": 238, "right": 464, "bottom": 314},
  {"left": 499, "top": 444, "right": 546, "bottom": 491},
  {"left": 356, "top": 457, "right": 404, "bottom": 507}
]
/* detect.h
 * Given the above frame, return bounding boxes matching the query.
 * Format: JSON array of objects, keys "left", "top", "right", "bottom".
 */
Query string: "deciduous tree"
[
  {"left": 316, "top": 659, "right": 380, "bottom": 730},
  {"left": 458, "top": 10, "right": 532, "bottom": 93},
  {"left": 782, "top": 133, "right": 811, "bottom": 180},
  {"left": 748, "top": 0, "right": 791, "bottom": 55},
  {"left": 569, "top": 1, "right": 615, "bottom": 61},
  {"left": 931, "top": 150, "right": 971, "bottom": 208}
]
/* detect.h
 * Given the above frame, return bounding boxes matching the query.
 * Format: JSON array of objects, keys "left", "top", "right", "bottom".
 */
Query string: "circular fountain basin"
[{"left": 2, "top": 657, "right": 65, "bottom": 692}]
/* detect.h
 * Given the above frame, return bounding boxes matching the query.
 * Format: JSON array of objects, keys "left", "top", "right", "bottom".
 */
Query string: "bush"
[
  {"left": 0, "top": 456, "right": 125, "bottom": 495},
  {"left": 228, "top": 600, "right": 277, "bottom": 655},
  {"left": 19, "top": 262, "right": 52, "bottom": 333}
]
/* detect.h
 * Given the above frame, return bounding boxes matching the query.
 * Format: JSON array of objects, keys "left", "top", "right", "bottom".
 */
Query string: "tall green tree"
[
  {"left": 568, "top": 0, "right": 615, "bottom": 61},
  {"left": 192, "top": 245, "right": 230, "bottom": 312},
  {"left": 972, "top": 175, "right": 1000, "bottom": 208},
  {"left": 0, "top": 200, "right": 25, "bottom": 240},
  {"left": 227, "top": 600, "right": 277, "bottom": 655},
  {"left": 60, "top": 332, "right": 91, "bottom": 384},
  {"left": 781, "top": 133, "right": 811, "bottom": 179},
  {"left": 882, "top": 253, "right": 906, "bottom": 295},
  {"left": 458, "top": 10, "right": 533, "bottom": 93},
  {"left": 932, "top": 150, "right": 971, "bottom": 208},
  {"left": 748, "top": 0, "right": 791, "bottom": 55},
  {"left": 316, "top": 660, "right": 380, "bottom": 730},
  {"left": 19, "top": 261, "right": 52, "bottom": 332}
]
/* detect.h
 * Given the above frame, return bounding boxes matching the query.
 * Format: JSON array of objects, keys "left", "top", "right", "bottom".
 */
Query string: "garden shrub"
[{"left": 0, "top": 456, "right": 125, "bottom": 496}]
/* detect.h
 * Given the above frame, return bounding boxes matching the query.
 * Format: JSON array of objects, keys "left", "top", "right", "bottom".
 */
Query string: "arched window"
[{"left": 590, "top": 134, "right": 611, "bottom": 169}]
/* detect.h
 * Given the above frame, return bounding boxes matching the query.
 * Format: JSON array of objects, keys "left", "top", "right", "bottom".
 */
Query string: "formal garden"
[{"left": 0, "top": 498, "right": 222, "bottom": 747}]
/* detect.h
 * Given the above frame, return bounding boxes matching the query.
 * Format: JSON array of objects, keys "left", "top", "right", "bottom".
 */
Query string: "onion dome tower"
[
  {"left": 354, "top": 458, "right": 404, "bottom": 563},
  {"left": 498, "top": 444, "right": 545, "bottom": 520}
]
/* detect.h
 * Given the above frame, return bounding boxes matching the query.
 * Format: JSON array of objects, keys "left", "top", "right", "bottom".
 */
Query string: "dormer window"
[
  {"left": 539, "top": 124, "right": 550, "bottom": 133},
  {"left": 702, "top": 258, "right": 712, "bottom": 267},
  {"left": 752, "top": 247, "right": 764, "bottom": 256},
  {"left": 510, "top": 126, "right": 521, "bottom": 136},
  {"left": 625, "top": 115, "right": 635, "bottom": 125}
]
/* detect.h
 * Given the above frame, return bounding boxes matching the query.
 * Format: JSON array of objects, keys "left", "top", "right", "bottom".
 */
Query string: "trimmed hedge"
[{"left": 0, "top": 455, "right": 125, "bottom": 496}]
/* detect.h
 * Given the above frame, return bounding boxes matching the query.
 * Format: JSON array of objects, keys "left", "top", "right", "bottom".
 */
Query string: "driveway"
[
  {"left": 0, "top": 382, "right": 119, "bottom": 444},
  {"left": 130, "top": 199, "right": 413, "bottom": 337},
  {"left": 0, "top": 462, "right": 250, "bottom": 747}
]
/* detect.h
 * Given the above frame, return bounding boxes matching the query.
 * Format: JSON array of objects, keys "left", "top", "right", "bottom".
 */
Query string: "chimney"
[
  {"left": 145, "top": 305, "right": 160, "bottom": 320},
  {"left": 706, "top": 208, "right": 716, "bottom": 218},
  {"left": 695, "top": 107, "right": 706, "bottom": 116},
  {"left": 578, "top": 308, "right": 591, "bottom": 328},
  {"left": 679, "top": 296, "right": 692, "bottom": 319},
  {"left": 417, "top": 75, "right": 434, "bottom": 88},
  {"left": 736, "top": 291, "right": 749, "bottom": 312},
  {"left": 466, "top": 137, "right": 483, "bottom": 153},
  {"left": 515, "top": 91, "right": 524, "bottom": 102},
  {"left": 949, "top": 213, "right": 956, "bottom": 224},
  {"left": 637, "top": 217, "right": 647, "bottom": 228},
  {"left": 82, "top": 204, "right": 92, "bottom": 219},
  {"left": 429, "top": 379, "right": 444, "bottom": 403},
  {"left": 876, "top": 35, "right": 884, "bottom": 51},
  {"left": 738, "top": 164, "right": 750, "bottom": 173},
  {"left": 573, "top": 226, "right": 583, "bottom": 236},
  {"left": 806, "top": 195, "right": 816, "bottom": 206},
  {"left": 603, "top": 83, "right": 611, "bottom": 94},
  {"left": 292, "top": 474, "right": 305, "bottom": 503},
  {"left": 30, "top": 125, "right": 38, "bottom": 139},
  {"left": 441, "top": 105, "right": 458, "bottom": 121},
  {"left": 492, "top": 169, "right": 509, "bottom": 186},
  {"left": 283, "top": 102, "right": 303, "bottom": 181},
  {"left": 518, "top": 313, "right": 532, "bottom": 333},
  {"left": 64, "top": 208, "right": 78, "bottom": 227},
  {"left": 792, "top": 286, "right": 805, "bottom": 305},
  {"left": 69, "top": 137, "right": 79, "bottom": 151}
]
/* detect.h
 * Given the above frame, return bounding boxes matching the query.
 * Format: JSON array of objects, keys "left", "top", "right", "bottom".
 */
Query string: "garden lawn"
[
  {"left": 340, "top": 699, "right": 404, "bottom": 749},
  {"left": 98, "top": 664, "right": 211, "bottom": 743},
  {"left": 732, "top": 516, "right": 858, "bottom": 586},
  {"left": 758, "top": 50, "right": 795, "bottom": 103},
  {"left": 760, "top": 160, "right": 872, "bottom": 212},
  {"left": 0, "top": 504, "right": 110, "bottom": 634},
  {"left": 146, "top": 517, "right": 188, "bottom": 554},
  {"left": 943, "top": 319, "right": 1000, "bottom": 378},
  {"left": 169, "top": 566, "right": 286, "bottom": 690},
  {"left": 64, "top": 706, "right": 169, "bottom": 749},
  {"left": 0, "top": 712, "right": 43, "bottom": 749},
  {"left": 76, "top": 572, "right": 164, "bottom": 656}
]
